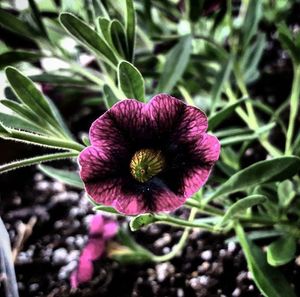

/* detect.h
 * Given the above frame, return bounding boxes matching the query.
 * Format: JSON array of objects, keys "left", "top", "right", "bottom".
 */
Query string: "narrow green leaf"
[
  {"left": 1, "top": 100, "right": 42, "bottom": 127},
  {"left": 130, "top": 214, "right": 156, "bottom": 231},
  {"left": 30, "top": 73, "right": 87, "bottom": 86},
  {"left": 59, "top": 12, "right": 118, "bottom": 66},
  {"left": 188, "top": 0, "right": 204, "bottom": 22},
  {"left": 5, "top": 67, "right": 59, "bottom": 129},
  {"left": 210, "top": 56, "right": 233, "bottom": 114},
  {"left": 38, "top": 165, "right": 83, "bottom": 189},
  {"left": 125, "top": 0, "right": 136, "bottom": 61},
  {"left": 277, "top": 23, "right": 300, "bottom": 64},
  {"left": 0, "top": 10, "right": 35, "bottom": 38},
  {"left": 28, "top": 0, "right": 49, "bottom": 38},
  {"left": 0, "top": 51, "right": 43, "bottom": 70},
  {"left": 209, "top": 98, "right": 248, "bottom": 130},
  {"left": 220, "top": 122, "right": 275, "bottom": 146},
  {"left": 98, "top": 17, "right": 111, "bottom": 41},
  {"left": 0, "top": 122, "right": 10, "bottom": 135},
  {"left": 93, "top": 205, "right": 120, "bottom": 214},
  {"left": 267, "top": 236, "right": 296, "bottom": 267},
  {"left": 278, "top": 180, "right": 296, "bottom": 208},
  {"left": 208, "top": 157, "right": 300, "bottom": 201},
  {"left": 221, "top": 195, "right": 266, "bottom": 225},
  {"left": 0, "top": 112, "right": 44, "bottom": 134},
  {"left": 103, "top": 84, "right": 119, "bottom": 108},
  {"left": 236, "top": 224, "right": 296, "bottom": 297},
  {"left": 240, "top": 0, "right": 262, "bottom": 48},
  {"left": 157, "top": 35, "right": 192, "bottom": 93},
  {"left": 118, "top": 61, "right": 145, "bottom": 101},
  {"left": 0, "top": 152, "right": 78, "bottom": 174},
  {"left": 110, "top": 19, "right": 128, "bottom": 58}
]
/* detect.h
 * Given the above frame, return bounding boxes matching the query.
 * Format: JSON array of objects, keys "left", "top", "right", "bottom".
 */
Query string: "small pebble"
[
  {"left": 201, "top": 250, "right": 212, "bottom": 261},
  {"left": 52, "top": 248, "right": 68, "bottom": 264},
  {"left": 232, "top": 288, "right": 241, "bottom": 296}
]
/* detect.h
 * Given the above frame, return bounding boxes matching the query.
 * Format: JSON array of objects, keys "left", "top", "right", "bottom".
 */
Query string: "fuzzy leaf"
[
  {"left": 60, "top": 12, "right": 118, "bottom": 66},
  {"left": 267, "top": 236, "right": 296, "bottom": 267},
  {"left": 130, "top": 214, "right": 156, "bottom": 231},
  {"left": 125, "top": 0, "right": 136, "bottom": 61},
  {"left": 277, "top": 180, "right": 296, "bottom": 208},
  {"left": 220, "top": 195, "right": 266, "bottom": 226},
  {"left": 38, "top": 165, "right": 83, "bottom": 189},
  {"left": 208, "top": 157, "right": 300, "bottom": 201},
  {"left": 236, "top": 224, "right": 296, "bottom": 297},
  {"left": 118, "top": 61, "right": 145, "bottom": 102},
  {"left": 0, "top": 51, "right": 43, "bottom": 70},
  {"left": 157, "top": 35, "right": 192, "bottom": 93}
]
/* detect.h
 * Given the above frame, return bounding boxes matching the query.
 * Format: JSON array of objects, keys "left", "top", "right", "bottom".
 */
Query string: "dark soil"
[{"left": 1, "top": 167, "right": 299, "bottom": 297}]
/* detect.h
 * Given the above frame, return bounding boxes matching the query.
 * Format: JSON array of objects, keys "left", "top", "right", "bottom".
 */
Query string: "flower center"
[{"left": 130, "top": 149, "right": 165, "bottom": 183}]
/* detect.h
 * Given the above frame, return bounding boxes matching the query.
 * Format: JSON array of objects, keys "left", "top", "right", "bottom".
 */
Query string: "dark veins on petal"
[{"left": 85, "top": 99, "right": 213, "bottom": 212}]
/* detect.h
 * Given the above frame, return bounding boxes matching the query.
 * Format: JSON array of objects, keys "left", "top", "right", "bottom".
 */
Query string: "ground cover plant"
[{"left": 1, "top": 0, "right": 300, "bottom": 296}]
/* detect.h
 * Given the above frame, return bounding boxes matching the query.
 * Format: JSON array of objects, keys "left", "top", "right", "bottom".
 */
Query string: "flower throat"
[{"left": 130, "top": 149, "right": 165, "bottom": 183}]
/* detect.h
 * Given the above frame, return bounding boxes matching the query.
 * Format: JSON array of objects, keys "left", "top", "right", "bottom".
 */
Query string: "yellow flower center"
[{"left": 130, "top": 149, "right": 165, "bottom": 183}]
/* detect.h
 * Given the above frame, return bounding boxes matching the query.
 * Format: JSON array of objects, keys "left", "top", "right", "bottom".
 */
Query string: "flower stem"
[
  {"left": 152, "top": 208, "right": 198, "bottom": 262},
  {"left": 285, "top": 65, "right": 300, "bottom": 155}
]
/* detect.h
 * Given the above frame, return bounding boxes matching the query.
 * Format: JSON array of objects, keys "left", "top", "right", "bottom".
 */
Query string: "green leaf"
[
  {"left": 220, "top": 195, "right": 266, "bottom": 226},
  {"left": 0, "top": 10, "right": 36, "bottom": 38},
  {"left": 277, "top": 23, "right": 300, "bottom": 64},
  {"left": 207, "top": 156, "right": 300, "bottom": 201},
  {"left": 278, "top": 180, "right": 296, "bottom": 208},
  {"left": 1, "top": 100, "right": 42, "bottom": 128},
  {"left": 110, "top": 19, "right": 128, "bottom": 59},
  {"left": 5, "top": 67, "right": 59, "bottom": 129},
  {"left": 93, "top": 205, "right": 120, "bottom": 215},
  {"left": 236, "top": 224, "right": 296, "bottom": 297},
  {"left": 118, "top": 61, "right": 145, "bottom": 101},
  {"left": 240, "top": 0, "right": 262, "bottom": 48},
  {"left": 103, "top": 84, "right": 119, "bottom": 108},
  {"left": 130, "top": 214, "right": 156, "bottom": 231},
  {"left": 59, "top": 12, "right": 118, "bottom": 67},
  {"left": 209, "top": 98, "right": 248, "bottom": 130},
  {"left": 28, "top": 0, "right": 49, "bottom": 38},
  {"left": 38, "top": 165, "right": 83, "bottom": 189},
  {"left": 157, "top": 35, "right": 192, "bottom": 93},
  {"left": 210, "top": 55, "right": 233, "bottom": 114},
  {"left": 219, "top": 122, "right": 275, "bottom": 146},
  {"left": 125, "top": 0, "right": 136, "bottom": 62},
  {"left": 0, "top": 122, "right": 10, "bottom": 135},
  {"left": 267, "top": 235, "right": 296, "bottom": 267},
  {"left": 0, "top": 51, "right": 43, "bottom": 70},
  {"left": 0, "top": 152, "right": 78, "bottom": 174},
  {"left": 188, "top": 0, "right": 204, "bottom": 22},
  {"left": 98, "top": 17, "right": 111, "bottom": 41},
  {"left": 0, "top": 112, "right": 44, "bottom": 134}
]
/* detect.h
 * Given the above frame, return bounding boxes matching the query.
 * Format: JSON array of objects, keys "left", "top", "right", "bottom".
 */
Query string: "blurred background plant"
[{"left": 1, "top": 0, "right": 300, "bottom": 297}]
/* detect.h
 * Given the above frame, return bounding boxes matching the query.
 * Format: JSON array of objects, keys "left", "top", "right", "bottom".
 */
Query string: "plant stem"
[
  {"left": 285, "top": 65, "right": 300, "bottom": 155},
  {"left": 0, "top": 151, "right": 78, "bottom": 174},
  {"left": 152, "top": 208, "right": 198, "bottom": 262}
]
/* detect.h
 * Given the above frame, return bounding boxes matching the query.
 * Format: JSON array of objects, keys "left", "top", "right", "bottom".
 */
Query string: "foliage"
[{"left": 1, "top": 0, "right": 300, "bottom": 296}]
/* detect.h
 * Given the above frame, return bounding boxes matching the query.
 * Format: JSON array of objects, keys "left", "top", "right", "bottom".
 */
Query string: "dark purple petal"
[{"left": 182, "top": 134, "right": 220, "bottom": 198}]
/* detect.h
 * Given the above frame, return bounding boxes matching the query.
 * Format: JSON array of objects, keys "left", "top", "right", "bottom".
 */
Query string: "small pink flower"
[
  {"left": 79, "top": 94, "right": 220, "bottom": 215},
  {"left": 70, "top": 214, "right": 118, "bottom": 288}
]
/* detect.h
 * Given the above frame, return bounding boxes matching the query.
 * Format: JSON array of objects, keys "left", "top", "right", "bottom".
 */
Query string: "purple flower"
[
  {"left": 70, "top": 214, "right": 118, "bottom": 288},
  {"left": 79, "top": 94, "right": 220, "bottom": 215}
]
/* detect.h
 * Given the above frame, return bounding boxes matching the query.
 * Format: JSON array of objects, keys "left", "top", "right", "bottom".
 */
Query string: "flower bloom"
[
  {"left": 70, "top": 214, "right": 118, "bottom": 288},
  {"left": 79, "top": 94, "right": 220, "bottom": 215}
]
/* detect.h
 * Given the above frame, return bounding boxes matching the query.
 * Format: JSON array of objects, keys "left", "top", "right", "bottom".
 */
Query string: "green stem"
[
  {"left": 285, "top": 65, "right": 300, "bottom": 155},
  {"left": 152, "top": 208, "right": 198, "bottom": 262},
  {"left": 0, "top": 151, "right": 78, "bottom": 174},
  {"left": 2, "top": 129, "right": 85, "bottom": 152},
  {"left": 153, "top": 213, "right": 217, "bottom": 232}
]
